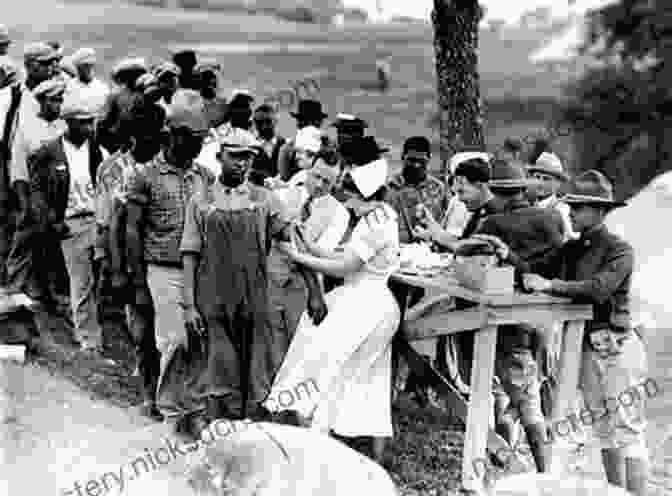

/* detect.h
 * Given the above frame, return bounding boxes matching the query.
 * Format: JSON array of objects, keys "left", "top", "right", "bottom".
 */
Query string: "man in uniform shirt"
[{"left": 523, "top": 170, "right": 649, "bottom": 496}]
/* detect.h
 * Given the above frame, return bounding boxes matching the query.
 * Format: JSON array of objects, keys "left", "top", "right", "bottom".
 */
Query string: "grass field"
[
  {"left": 1, "top": 2, "right": 620, "bottom": 495},
  {"left": 5, "top": 0, "right": 581, "bottom": 171}
]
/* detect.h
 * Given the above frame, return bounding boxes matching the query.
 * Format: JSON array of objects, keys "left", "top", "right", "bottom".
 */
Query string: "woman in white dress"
[{"left": 263, "top": 157, "right": 401, "bottom": 462}]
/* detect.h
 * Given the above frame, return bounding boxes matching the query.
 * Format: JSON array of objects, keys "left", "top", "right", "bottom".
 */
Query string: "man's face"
[
  {"left": 401, "top": 151, "right": 430, "bottom": 186},
  {"left": 569, "top": 203, "right": 604, "bottom": 233},
  {"left": 131, "top": 132, "right": 161, "bottom": 163},
  {"left": 27, "top": 58, "right": 57, "bottom": 83},
  {"left": 76, "top": 63, "right": 95, "bottom": 84},
  {"left": 170, "top": 126, "right": 206, "bottom": 163},
  {"left": 200, "top": 72, "right": 218, "bottom": 96},
  {"left": 454, "top": 175, "right": 484, "bottom": 210},
  {"left": 158, "top": 73, "right": 179, "bottom": 96},
  {"left": 218, "top": 149, "right": 255, "bottom": 187},
  {"left": 40, "top": 94, "right": 64, "bottom": 121},
  {"left": 253, "top": 111, "right": 276, "bottom": 139},
  {"left": 305, "top": 160, "right": 338, "bottom": 199},
  {"left": 530, "top": 171, "right": 562, "bottom": 198},
  {"left": 295, "top": 148, "right": 317, "bottom": 170},
  {"left": 67, "top": 117, "right": 95, "bottom": 141}
]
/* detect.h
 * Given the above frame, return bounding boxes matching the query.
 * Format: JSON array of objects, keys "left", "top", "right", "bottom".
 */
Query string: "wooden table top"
[{"left": 391, "top": 269, "right": 573, "bottom": 307}]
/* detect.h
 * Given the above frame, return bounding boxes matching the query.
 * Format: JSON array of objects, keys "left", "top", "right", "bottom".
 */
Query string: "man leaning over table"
[{"left": 521, "top": 170, "right": 649, "bottom": 496}]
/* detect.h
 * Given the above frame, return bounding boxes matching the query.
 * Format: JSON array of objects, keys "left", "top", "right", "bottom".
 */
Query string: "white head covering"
[
  {"left": 449, "top": 151, "right": 491, "bottom": 175},
  {"left": 294, "top": 126, "right": 322, "bottom": 154},
  {"left": 349, "top": 158, "right": 388, "bottom": 199}
]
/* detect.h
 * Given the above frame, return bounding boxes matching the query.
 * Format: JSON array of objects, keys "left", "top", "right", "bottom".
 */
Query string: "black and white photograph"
[{"left": 0, "top": 0, "right": 670, "bottom": 494}]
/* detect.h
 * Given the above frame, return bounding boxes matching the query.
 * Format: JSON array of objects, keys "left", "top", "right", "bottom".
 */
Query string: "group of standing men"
[{"left": 0, "top": 25, "right": 650, "bottom": 496}]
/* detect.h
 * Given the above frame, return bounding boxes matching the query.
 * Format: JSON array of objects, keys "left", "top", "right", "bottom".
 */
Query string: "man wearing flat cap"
[
  {"left": 523, "top": 170, "right": 649, "bottom": 496},
  {"left": 64, "top": 47, "right": 109, "bottom": 117},
  {"left": 153, "top": 60, "right": 181, "bottom": 110},
  {"left": 193, "top": 60, "right": 226, "bottom": 129},
  {"left": 0, "top": 41, "right": 60, "bottom": 286},
  {"left": 97, "top": 57, "right": 148, "bottom": 154},
  {"left": 29, "top": 96, "right": 107, "bottom": 352},
  {"left": 5, "top": 79, "right": 67, "bottom": 295},
  {"left": 125, "top": 89, "right": 215, "bottom": 423},
  {"left": 176, "top": 131, "right": 327, "bottom": 437}
]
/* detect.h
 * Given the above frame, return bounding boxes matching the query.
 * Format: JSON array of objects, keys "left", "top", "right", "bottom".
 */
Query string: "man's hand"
[
  {"left": 470, "top": 234, "right": 510, "bottom": 261},
  {"left": 522, "top": 273, "right": 552, "bottom": 293},
  {"left": 183, "top": 304, "right": 207, "bottom": 338},
  {"left": 412, "top": 225, "right": 433, "bottom": 241},
  {"left": 307, "top": 293, "right": 328, "bottom": 326}
]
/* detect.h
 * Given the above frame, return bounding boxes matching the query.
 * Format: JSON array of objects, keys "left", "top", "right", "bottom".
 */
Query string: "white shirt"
[
  {"left": 64, "top": 139, "right": 96, "bottom": 219},
  {"left": 10, "top": 115, "right": 66, "bottom": 185},
  {"left": 64, "top": 78, "right": 110, "bottom": 116},
  {"left": 537, "top": 194, "right": 579, "bottom": 242},
  {"left": 441, "top": 195, "right": 471, "bottom": 238}
]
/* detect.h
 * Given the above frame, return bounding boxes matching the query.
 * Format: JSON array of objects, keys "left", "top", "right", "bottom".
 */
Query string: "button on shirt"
[
  {"left": 125, "top": 152, "right": 214, "bottom": 265},
  {"left": 64, "top": 139, "right": 97, "bottom": 219}
]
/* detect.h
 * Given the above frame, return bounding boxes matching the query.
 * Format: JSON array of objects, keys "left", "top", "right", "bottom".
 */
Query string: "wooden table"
[{"left": 389, "top": 269, "right": 593, "bottom": 493}]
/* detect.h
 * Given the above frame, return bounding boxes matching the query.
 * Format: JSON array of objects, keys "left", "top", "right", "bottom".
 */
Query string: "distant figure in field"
[{"left": 376, "top": 56, "right": 391, "bottom": 92}]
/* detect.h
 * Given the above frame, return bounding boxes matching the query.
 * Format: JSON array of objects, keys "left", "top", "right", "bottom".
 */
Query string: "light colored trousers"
[
  {"left": 62, "top": 216, "right": 101, "bottom": 349},
  {"left": 146, "top": 264, "right": 187, "bottom": 407}
]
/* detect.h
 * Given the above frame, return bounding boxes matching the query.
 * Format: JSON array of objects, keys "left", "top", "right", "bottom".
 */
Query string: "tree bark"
[{"left": 432, "top": 0, "right": 485, "bottom": 175}]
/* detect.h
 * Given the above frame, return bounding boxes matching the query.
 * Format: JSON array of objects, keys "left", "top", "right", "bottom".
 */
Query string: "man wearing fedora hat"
[
  {"left": 468, "top": 159, "right": 565, "bottom": 474},
  {"left": 528, "top": 152, "right": 577, "bottom": 242},
  {"left": 523, "top": 170, "right": 649, "bottom": 496},
  {"left": 277, "top": 99, "right": 328, "bottom": 182}
]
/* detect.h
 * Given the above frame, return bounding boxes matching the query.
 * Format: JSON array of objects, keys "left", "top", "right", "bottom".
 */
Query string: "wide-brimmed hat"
[
  {"left": 331, "top": 113, "right": 367, "bottom": 130},
  {"left": 347, "top": 135, "right": 390, "bottom": 167},
  {"left": 563, "top": 169, "right": 627, "bottom": 208},
  {"left": 528, "top": 152, "right": 569, "bottom": 181},
  {"left": 291, "top": 99, "right": 327, "bottom": 120},
  {"left": 488, "top": 160, "right": 531, "bottom": 189}
]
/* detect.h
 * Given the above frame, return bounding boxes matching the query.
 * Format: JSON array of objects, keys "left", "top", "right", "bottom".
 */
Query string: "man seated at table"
[{"left": 521, "top": 170, "right": 649, "bottom": 496}]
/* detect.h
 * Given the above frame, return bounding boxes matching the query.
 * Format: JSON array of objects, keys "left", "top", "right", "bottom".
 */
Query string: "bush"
[{"left": 275, "top": 6, "right": 317, "bottom": 23}]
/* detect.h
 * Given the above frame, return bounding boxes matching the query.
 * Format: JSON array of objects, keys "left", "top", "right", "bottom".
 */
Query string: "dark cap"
[
  {"left": 403, "top": 136, "right": 431, "bottom": 157},
  {"left": 454, "top": 157, "right": 491, "bottom": 184}
]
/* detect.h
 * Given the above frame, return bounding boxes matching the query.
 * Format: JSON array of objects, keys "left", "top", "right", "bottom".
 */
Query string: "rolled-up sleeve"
[
  {"left": 315, "top": 202, "right": 349, "bottom": 252},
  {"left": 180, "top": 199, "right": 204, "bottom": 255}
]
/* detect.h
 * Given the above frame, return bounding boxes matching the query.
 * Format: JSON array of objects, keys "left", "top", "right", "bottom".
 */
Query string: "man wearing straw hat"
[
  {"left": 523, "top": 170, "right": 649, "bottom": 496},
  {"left": 528, "top": 151, "right": 577, "bottom": 242}
]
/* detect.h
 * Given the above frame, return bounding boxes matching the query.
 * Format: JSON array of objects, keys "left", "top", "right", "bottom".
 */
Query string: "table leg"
[
  {"left": 549, "top": 319, "right": 585, "bottom": 473},
  {"left": 462, "top": 325, "right": 498, "bottom": 493}
]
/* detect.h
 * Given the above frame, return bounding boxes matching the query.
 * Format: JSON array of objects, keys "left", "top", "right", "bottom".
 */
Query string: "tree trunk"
[{"left": 432, "top": 0, "right": 485, "bottom": 175}]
